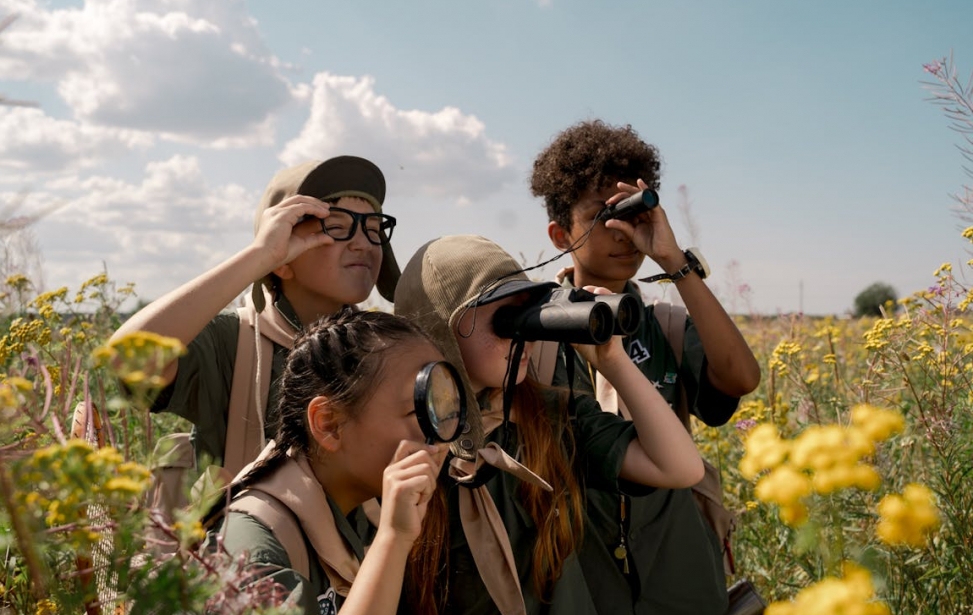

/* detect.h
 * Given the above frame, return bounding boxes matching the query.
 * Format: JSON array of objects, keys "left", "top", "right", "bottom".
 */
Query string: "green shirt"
[
  {"left": 441, "top": 390, "right": 637, "bottom": 614},
  {"left": 213, "top": 495, "right": 364, "bottom": 615},
  {"left": 554, "top": 298, "right": 739, "bottom": 615},
  {"left": 150, "top": 296, "right": 301, "bottom": 465}
]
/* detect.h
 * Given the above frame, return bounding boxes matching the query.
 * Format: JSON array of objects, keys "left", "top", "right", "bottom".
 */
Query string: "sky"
[{"left": 1, "top": 0, "right": 972, "bottom": 316}]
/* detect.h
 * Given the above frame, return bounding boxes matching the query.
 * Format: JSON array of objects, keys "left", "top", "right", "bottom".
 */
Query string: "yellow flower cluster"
[
  {"left": 736, "top": 398, "right": 770, "bottom": 424},
  {"left": 768, "top": 340, "right": 803, "bottom": 376},
  {"left": 34, "top": 599, "right": 58, "bottom": 615},
  {"left": 0, "top": 316, "right": 53, "bottom": 363},
  {"left": 0, "top": 378, "right": 32, "bottom": 424},
  {"left": 91, "top": 330, "right": 186, "bottom": 389},
  {"left": 739, "top": 404, "right": 904, "bottom": 526},
  {"left": 876, "top": 483, "right": 940, "bottom": 548},
  {"left": 739, "top": 424, "right": 789, "bottom": 479},
  {"left": 863, "top": 318, "right": 896, "bottom": 351},
  {"left": 766, "top": 562, "right": 889, "bottom": 615},
  {"left": 851, "top": 404, "right": 905, "bottom": 443},
  {"left": 789, "top": 424, "right": 881, "bottom": 495},
  {"left": 5, "top": 273, "right": 31, "bottom": 291},
  {"left": 14, "top": 439, "right": 151, "bottom": 549}
]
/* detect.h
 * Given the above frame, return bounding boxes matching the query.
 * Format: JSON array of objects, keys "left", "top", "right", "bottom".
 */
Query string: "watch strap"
[{"left": 640, "top": 249, "right": 705, "bottom": 284}]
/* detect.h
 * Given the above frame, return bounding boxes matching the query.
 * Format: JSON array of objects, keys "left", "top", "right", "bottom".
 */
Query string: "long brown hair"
[{"left": 405, "top": 376, "right": 585, "bottom": 613}]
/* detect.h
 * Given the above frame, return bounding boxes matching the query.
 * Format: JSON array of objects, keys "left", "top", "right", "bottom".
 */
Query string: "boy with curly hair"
[{"left": 530, "top": 119, "right": 761, "bottom": 615}]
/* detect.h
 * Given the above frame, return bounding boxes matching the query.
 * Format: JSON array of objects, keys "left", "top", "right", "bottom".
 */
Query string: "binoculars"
[{"left": 492, "top": 287, "right": 643, "bottom": 345}]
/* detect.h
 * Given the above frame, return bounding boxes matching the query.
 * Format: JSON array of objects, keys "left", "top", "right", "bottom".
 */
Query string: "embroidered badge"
[
  {"left": 318, "top": 588, "right": 338, "bottom": 615},
  {"left": 663, "top": 372, "right": 678, "bottom": 384},
  {"left": 629, "top": 340, "right": 650, "bottom": 365}
]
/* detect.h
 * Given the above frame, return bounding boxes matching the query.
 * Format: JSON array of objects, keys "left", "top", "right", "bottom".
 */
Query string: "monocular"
[{"left": 597, "top": 189, "right": 660, "bottom": 222}]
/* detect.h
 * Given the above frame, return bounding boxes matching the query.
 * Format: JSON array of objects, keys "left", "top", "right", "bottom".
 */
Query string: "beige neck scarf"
[
  {"left": 223, "top": 288, "right": 300, "bottom": 479},
  {"left": 232, "top": 444, "right": 361, "bottom": 595},
  {"left": 446, "top": 405, "right": 553, "bottom": 615}
]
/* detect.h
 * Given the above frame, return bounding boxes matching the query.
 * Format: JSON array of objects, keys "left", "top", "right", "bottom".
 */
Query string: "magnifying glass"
[{"left": 414, "top": 361, "right": 468, "bottom": 444}]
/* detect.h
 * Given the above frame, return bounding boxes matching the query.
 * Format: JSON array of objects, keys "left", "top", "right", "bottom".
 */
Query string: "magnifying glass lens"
[
  {"left": 426, "top": 363, "right": 462, "bottom": 440},
  {"left": 414, "top": 361, "right": 467, "bottom": 444}
]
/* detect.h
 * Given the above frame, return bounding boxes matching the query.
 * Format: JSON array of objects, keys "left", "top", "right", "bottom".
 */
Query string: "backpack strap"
[
  {"left": 228, "top": 490, "right": 311, "bottom": 581},
  {"left": 655, "top": 302, "right": 738, "bottom": 574},
  {"left": 224, "top": 306, "right": 275, "bottom": 479},
  {"left": 653, "top": 301, "right": 690, "bottom": 432}
]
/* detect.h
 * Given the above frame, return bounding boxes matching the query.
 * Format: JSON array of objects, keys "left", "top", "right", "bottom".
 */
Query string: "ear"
[
  {"left": 273, "top": 263, "right": 295, "bottom": 281},
  {"left": 307, "top": 396, "right": 342, "bottom": 453},
  {"left": 548, "top": 220, "right": 572, "bottom": 252}
]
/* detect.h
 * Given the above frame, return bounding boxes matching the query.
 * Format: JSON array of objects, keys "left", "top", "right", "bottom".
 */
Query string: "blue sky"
[{"left": 2, "top": 0, "right": 972, "bottom": 315}]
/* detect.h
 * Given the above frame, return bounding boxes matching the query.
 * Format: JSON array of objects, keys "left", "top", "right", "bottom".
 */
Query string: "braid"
[
  {"left": 207, "top": 308, "right": 436, "bottom": 523},
  {"left": 270, "top": 306, "right": 435, "bottom": 452}
]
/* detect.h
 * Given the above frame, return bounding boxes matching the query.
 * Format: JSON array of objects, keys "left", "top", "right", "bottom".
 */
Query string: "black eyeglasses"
[{"left": 316, "top": 206, "right": 396, "bottom": 246}]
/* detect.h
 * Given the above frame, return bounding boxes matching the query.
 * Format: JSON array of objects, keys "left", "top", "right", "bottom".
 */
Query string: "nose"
[
  {"left": 347, "top": 222, "right": 373, "bottom": 250},
  {"left": 609, "top": 225, "right": 631, "bottom": 243}
]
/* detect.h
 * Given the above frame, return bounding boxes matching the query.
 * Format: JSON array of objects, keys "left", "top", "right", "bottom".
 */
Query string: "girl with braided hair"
[{"left": 205, "top": 308, "right": 450, "bottom": 615}]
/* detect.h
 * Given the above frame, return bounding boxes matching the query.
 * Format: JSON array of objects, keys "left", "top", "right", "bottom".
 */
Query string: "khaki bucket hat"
[
  {"left": 393, "top": 234, "right": 556, "bottom": 458},
  {"left": 251, "top": 156, "right": 401, "bottom": 312}
]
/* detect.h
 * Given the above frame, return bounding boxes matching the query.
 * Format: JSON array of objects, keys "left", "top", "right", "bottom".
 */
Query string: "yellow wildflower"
[
  {"left": 4, "top": 376, "right": 34, "bottom": 392},
  {"left": 877, "top": 483, "right": 940, "bottom": 548},
  {"left": 766, "top": 562, "right": 889, "bottom": 615},
  {"left": 755, "top": 466, "right": 812, "bottom": 508},
  {"left": 739, "top": 423, "right": 790, "bottom": 479},
  {"left": 778, "top": 503, "right": 808, "bottom": 527},
  {"left": 104, "top": 476, "right": 147, "bottom": 497},
  {"left": 5, "top": 273, "right": 30, "bottom": 290},
  {"left": 850, "top": 404, "right": 905, "bottom": 442}
]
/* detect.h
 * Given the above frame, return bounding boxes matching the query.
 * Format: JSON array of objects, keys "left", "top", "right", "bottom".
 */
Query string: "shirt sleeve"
[
  {"left": 150, "top": 310, "right": 239, "bottom": 462},
  {"left": 216, "top": 512, "right": 323, "bottom": 614},
  {"left": 568, "top": 393, "right": 641, "bottom": 493}
]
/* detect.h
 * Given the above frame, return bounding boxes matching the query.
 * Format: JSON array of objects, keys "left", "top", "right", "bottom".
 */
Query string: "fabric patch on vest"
[
  {"left": 629, "top": 339, "right": 650, "bottom": 365},
  {"left": 663, "top": 371, "right": 678, "bottom": 384},
  {"left": 317, "top": 588, "right": 338, "bottom": 615}
]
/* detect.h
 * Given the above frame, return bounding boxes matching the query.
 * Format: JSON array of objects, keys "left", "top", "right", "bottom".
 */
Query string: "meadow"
[
  {"left": 4, "top": 261, "right": 972, "bottom": 615},
  {"left": 2, "top": 56, "right": 972, "bottom": 615}
]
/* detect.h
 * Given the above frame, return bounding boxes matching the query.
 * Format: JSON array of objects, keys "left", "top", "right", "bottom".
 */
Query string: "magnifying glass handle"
[{"left": 425, "top": 436, "right": 435, "bottom": 445}]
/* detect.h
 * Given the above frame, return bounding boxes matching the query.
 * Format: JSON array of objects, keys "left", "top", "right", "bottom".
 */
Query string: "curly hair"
[{"left": 530, "top": 119, "right": 663, "bottom": 230}]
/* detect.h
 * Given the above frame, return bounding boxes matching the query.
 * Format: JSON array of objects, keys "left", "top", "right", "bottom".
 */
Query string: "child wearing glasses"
[{"left": 111, "top": 156, "right": 401, "bottom": 484}]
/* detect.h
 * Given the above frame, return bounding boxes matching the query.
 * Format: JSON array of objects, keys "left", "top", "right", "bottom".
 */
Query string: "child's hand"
[
  {"left": 604, "top": 179, "right": 684, "bottom": 271},
  {"left": 571, "top": 285, "right": 629, "bottom": 371},
  {"left": 252, "top": 195, "right": 335, "bottom": 270},
  {"left": 378, "top": 440, "right": 449, "bottom": 544}
]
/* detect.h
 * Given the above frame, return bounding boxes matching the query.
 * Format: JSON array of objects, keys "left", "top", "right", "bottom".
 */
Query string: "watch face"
[{"left": 686, "top": 247, "right": 710, "bottom": 280}]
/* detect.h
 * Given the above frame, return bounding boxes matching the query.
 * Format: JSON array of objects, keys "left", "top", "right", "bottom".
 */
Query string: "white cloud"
[
  {"left": 0, "top": 0, "right": 292, "bottom": 145},
  {"left": 279, "top": 73, "right": 517, "bottom": 204},
  {"left": 15, "top": 155, "right": 258, "bottom": 301},
  {"left": 0, "top": 107, "right": 153, "bottom": 176}
]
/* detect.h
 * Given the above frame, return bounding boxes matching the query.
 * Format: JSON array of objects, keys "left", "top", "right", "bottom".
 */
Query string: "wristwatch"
[{"left": 640, "top": 247, "right": 710, "bottom": 283}]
